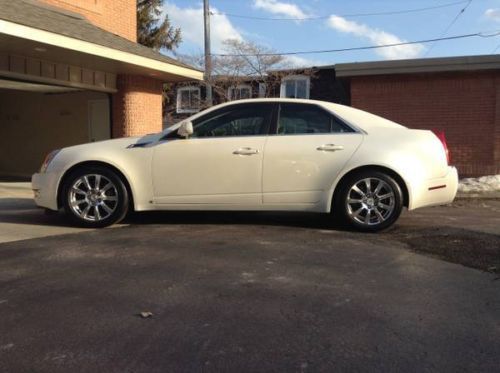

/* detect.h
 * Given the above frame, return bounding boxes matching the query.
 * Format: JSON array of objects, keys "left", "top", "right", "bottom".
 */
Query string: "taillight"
[{"left": 432, "top": 130, "right": 450, "bottom": 165}]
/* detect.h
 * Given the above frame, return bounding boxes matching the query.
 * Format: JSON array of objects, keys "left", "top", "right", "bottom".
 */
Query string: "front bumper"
[
  {"left": 410, "top": 166, "right": 458, "bottom": 210},
  {"left": 32, "top": 172, "right": 60, "bottom": 211}
]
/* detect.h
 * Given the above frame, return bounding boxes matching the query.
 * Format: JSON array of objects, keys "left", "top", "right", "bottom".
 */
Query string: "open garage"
[{"left": 0, "top": 80, "right": 110, "bottom": 178}]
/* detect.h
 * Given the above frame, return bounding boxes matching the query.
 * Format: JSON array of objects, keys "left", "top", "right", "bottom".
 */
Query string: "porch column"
[{"left": 112, "top": 74, "right": 163, "bottom": 137}]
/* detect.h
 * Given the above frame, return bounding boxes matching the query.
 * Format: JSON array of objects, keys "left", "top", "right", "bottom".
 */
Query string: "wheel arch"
[
  {"left": 57, "top": 160, "right": 135, "bottom": 211},
  {"left": 330, "top": 165, "right": 410, "bottom": 212}
]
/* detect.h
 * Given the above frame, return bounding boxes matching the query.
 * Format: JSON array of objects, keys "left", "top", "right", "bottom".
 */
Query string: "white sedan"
[{"left": 32, "top": 98, "right": 458, "bottom": 231}]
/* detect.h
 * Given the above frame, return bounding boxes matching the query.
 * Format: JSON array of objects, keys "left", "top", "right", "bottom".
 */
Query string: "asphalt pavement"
[{"left": 0, "top": 191, "right": 499, "bottom": 372}]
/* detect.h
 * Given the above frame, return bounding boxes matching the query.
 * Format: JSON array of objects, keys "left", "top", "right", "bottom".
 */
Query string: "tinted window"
[
  {"left": 192, "top": 104, "right": 272, "bottom": 138},
  {"left": 277, "top": 104, "right": 352, "bottom": 135}
]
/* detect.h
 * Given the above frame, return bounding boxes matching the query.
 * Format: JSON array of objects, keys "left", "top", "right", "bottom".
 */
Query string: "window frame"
[
  {"left": 176, "top": 86, "right": 201, "bottom": 114},
  {"left": 280, "top": 75, "right": 310, "bottom": 99},
  {"left": 227, "top": 84, "right": 252, "bottom": 101},
  {"left": 270, "top": 103, "right": 356, "bottom": 136},
  {"left": 258, "top": 82, "right": 267, "bottom": 98}
]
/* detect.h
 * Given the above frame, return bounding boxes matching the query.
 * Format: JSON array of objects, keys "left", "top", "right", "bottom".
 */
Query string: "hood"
[
  {"left": 61, "top": 132, "right": 164, "bottom": 152},
  {"left": 48, "top": 134, "right": 164, "bottom": 173}
]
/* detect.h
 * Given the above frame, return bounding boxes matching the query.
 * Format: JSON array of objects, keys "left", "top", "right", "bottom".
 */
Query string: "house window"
[
  {"left": 280, "top": 75, "right": 310, "bottom": 99},
  {"left": 228, "top": 85, "right": 252, "bottom": 101},
  {"left": 258, "top": 83, "right": 267, "bottom": 98},
  {"left": 177, "top": 86, "right": 201, "bottom": 113}
]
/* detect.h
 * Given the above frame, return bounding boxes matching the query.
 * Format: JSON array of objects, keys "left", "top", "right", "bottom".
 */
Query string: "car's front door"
[
  {"left": 263, "top": 103, "right": 363, "bottom": 205},
  {"left": 152, "top": 102, "right": 274, "bottom": 205}
]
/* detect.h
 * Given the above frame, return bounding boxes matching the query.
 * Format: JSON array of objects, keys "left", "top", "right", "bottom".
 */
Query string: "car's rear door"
[
  {"left": 152, "top": 102, "right": 275, "bottom": 205},
  {"left": 262, "top": 102, "right": 363, "bottom": 205}
]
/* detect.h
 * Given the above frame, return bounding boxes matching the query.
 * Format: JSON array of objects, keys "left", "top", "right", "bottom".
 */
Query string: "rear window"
[{"left": 277, "top": 103, "right": 354, "bottom": 135}]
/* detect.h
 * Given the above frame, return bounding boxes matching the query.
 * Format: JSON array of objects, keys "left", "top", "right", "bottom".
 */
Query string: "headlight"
[{"left": 40, "top": 149, "right": 60, "bottom": 173}]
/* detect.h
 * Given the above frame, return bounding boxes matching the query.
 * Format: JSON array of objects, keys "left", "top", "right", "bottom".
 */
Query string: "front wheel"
[
  {"left": 334, "top": 171, "right": 404, "bottom": 232},
  {"left": 62, "top": 166, "right": 129, "bottom": 228}
]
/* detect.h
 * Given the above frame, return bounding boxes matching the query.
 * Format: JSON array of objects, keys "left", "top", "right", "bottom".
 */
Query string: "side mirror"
[{"left": 177, "top": 121, "right": 193, "bottom": 138}]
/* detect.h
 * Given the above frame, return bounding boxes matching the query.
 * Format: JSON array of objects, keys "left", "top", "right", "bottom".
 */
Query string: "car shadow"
[
  {"left": 0, "top": 197, "right": 354, "bottom": 231},
  {"left": 0, "top": 198, "right": 76, "bottom": 228},
  {"left": 124, "top": 210, "right": 352, "bottom": 231}
]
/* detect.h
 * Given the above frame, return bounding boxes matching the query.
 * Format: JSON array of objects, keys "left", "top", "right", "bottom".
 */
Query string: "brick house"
[
  {"left": 166, "top": 67, "right": 350, "bottom": 125},
  {"left": 168, "top": 55, "right": 500, "bottom": 177},
  {"left": 0, "top": 0, "right": 202, "bottom": 178}
]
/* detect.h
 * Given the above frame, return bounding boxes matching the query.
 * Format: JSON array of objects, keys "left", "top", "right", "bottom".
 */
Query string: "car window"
[
  {"left": 277, "top": 103, "right": 353, "bottom": 135},
  {"left": 191, "top": 104, "right": 272, "bottom": 138}
]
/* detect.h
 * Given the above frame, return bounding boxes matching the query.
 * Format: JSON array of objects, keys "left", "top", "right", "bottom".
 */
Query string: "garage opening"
[{"left": 0, "top": 79, "right": 111, "bottom": 180}]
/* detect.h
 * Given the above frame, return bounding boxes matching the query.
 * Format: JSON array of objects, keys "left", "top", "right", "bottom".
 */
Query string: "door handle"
[
  {"left": 233, "top": 147, "right": 260, "bottom": 155},
  {"left": 317, "top": 144, "right": 344, "bottom": 152}
]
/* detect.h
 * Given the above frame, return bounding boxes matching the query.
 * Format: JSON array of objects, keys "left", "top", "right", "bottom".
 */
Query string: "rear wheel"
[
  {"left": 334, "top": 170, "right": 403, "bottom": 232},
  {"left": 62, "top": 166, "right": 129, "bottom": 228}
]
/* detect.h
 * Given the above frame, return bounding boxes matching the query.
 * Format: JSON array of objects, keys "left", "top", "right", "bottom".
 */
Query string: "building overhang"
[
  {"left": 335, "top": 55, "right": 500, "bottom": 77},
  {"left": 0, "top": 19, "right": 203, "bottom": 91}
]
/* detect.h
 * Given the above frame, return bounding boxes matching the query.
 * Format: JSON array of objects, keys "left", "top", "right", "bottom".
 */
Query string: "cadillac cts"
[{"left": 32, "top": 99, "right": 458, "bottom": 232}]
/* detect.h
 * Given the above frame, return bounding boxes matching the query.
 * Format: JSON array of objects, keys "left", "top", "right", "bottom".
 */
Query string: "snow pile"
[{"left": 458, "top": 174, "right": 500, "bottom": 193}]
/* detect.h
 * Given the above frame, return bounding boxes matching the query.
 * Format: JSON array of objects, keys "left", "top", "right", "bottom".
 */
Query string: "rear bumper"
[
  {"left": 409, "top": 166, "right": 458, "bottom": 210},
  {"left": 32, "top": 172, "right": 59, "bottom": 211}
]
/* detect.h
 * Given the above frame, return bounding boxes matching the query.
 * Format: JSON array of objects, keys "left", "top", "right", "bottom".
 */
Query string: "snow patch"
[{"left": 458, "top": 175, "right": 500, "bottom": 193}]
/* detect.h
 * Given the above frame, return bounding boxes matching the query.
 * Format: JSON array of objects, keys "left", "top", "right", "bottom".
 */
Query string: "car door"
[
  {"left": 263, "top": 102, "right": 363, "bottom": 204},
  {"left": 152, "top": 102, "right": 274, "bottom": 205}
]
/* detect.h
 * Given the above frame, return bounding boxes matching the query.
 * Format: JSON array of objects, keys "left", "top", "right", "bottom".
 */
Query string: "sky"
[{"left": 163, "top": 0, "right": 500, "bottom": 67}]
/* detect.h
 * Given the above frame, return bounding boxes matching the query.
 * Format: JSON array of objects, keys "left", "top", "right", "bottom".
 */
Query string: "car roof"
[{"left": 171, "top": 98, "right": 405, "bottom": 133}]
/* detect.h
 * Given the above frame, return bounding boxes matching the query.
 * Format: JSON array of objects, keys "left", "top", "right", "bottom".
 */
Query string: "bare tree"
[
  {"left": 176, "top": 39, "right": 316, "bottom": 103},
  {"left": 163, "top": 39, "right": 317, "bottom": 127},
  {"left": 212, "top": 40, "right": 286, "bottom": 100}
]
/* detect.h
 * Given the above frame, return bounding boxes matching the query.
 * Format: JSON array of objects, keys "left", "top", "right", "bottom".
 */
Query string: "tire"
[
  {"left": 333, "top": 170, "right": 404, "bottom": 232},
  {"left": 61, "top": 166, "right": 129, "bottom": 228}
]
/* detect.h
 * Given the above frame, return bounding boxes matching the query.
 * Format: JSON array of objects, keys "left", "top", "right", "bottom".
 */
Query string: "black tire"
[
  {"left": 61, "top": 166, "right": 129, "bottom": 228},
  {"left": 333, "top": 170, "right": 404, "bottom": 232}
]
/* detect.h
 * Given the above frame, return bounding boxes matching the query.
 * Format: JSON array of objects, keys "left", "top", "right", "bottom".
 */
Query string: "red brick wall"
[
  {"left": 112, "top": 75, "right": 164, "bottom": 137},
  {"left": 39, "top": 0, "right": 137, "bottom": 42},
  {"left": 350, "top": 72, "right": 500, "bottom": 177}
]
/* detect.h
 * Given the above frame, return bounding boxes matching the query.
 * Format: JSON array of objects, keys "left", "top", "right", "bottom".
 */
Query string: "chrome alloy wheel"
[
  {"left": 346, "top": 177, "right": 395, "bottom": 226},
  {"left": 68, "top": 174, "right": 118, "bottom": 222}
]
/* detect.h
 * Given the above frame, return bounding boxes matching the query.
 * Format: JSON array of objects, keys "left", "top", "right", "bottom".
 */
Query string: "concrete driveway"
[
  {"left": 0, "top": 183, "right": 121, "bottom": 243},
  {"left": 1, "top": 183, "right": 499, "bottom": 372}
]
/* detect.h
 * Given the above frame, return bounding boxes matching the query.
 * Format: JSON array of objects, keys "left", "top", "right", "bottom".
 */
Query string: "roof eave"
[
  {"left": 335, "top": 55, "right": 500, "bottom": 77},
  {"left": 0, "top": 19, "right": 204, "bottom": 81}
]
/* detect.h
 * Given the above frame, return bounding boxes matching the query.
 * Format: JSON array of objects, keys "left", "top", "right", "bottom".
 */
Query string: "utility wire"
[
  {"left": 212, "top": 31, "right": 500, "bottom": 57},
  {"left": 210, "top": 0, "right": 470, "bottom": 21},
  {"left": 424, "top": 0, "right": 472, "bottom": 56}
]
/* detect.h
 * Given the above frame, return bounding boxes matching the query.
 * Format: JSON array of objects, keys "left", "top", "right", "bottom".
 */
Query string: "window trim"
[
  {"left": 258, "top": 82, "right": 267, "bottom": 98},
  {"left": 227, "top": 84, "right": 252, "bottom": 101},
  {"left": 280, "top": 75, "right": 310, "bottom": 99},
  {"left": 176, "top": 86, "right": 201, "bottom": 114}
]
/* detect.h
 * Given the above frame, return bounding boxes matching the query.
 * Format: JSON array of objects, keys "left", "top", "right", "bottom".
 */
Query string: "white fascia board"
[{"left": 0, "top": 19, "right": 204, "bottom": 81}]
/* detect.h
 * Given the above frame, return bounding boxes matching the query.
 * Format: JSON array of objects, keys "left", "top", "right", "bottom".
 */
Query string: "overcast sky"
[{"left": 163, "top": 0, "right": 500, "bottom": 67}]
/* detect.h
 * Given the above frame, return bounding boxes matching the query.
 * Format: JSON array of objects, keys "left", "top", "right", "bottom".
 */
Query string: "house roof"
[
  {"left": 333, "top": 54, "right": 500, "bottom": 77},
  {"left": 0, "top": 0, "right": 202, "bottom": 76}
]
